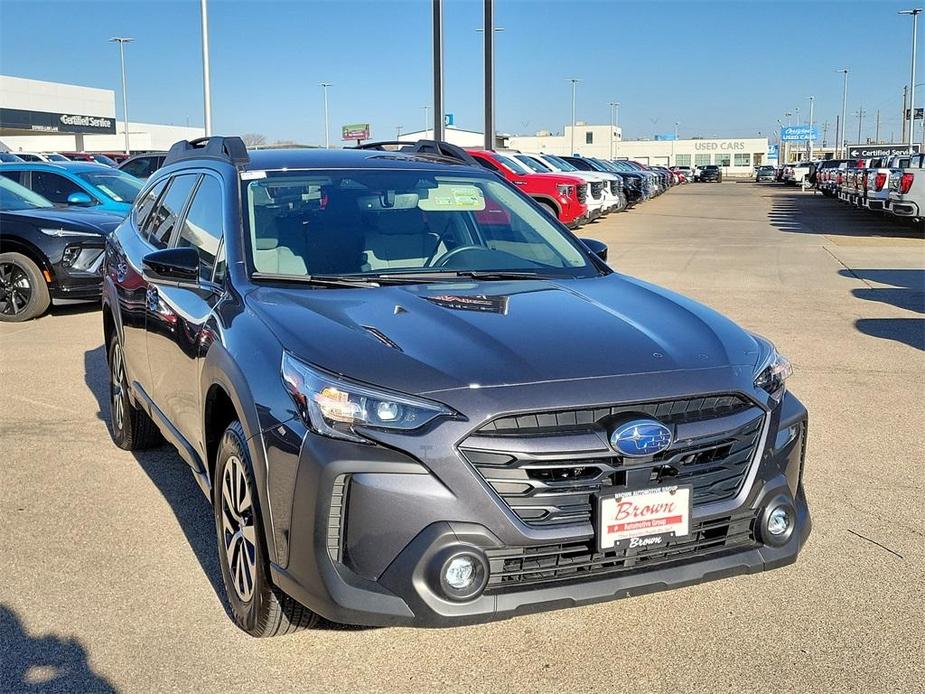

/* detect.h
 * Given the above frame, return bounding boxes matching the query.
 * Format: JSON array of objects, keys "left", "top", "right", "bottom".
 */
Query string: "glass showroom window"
[
  {"left": 695, "top": 154, "right": 711, "bottom": 167},
  {"left": 734, "top": 153, "right": 751, "bottom": 167},
  {"left": 716, "top": 153, "right": 731, "bottom": 167},
  {"left": 585, "top": 131, "right": 593, "bottom": 144},
  {"left": 676, "top": 154, "right": 691, "bottom": 166}
]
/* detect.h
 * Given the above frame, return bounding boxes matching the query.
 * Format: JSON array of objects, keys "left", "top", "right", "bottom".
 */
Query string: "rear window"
[{"left": 77, "top": 170, "right": 143, "bottom": 202}]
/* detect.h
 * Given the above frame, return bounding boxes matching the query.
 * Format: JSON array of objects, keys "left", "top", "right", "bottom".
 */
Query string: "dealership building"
[{"left": 0, "top": 75, "right": 204, "bottom": 153}]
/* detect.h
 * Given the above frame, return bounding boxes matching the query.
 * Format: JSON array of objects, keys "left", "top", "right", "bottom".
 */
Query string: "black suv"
[
  {"left": 102, "top": 136, "right": 810, "bottom": 636},
  {"left": 0, "top": 175, "right": 119, "bottom": 321},
  {"left": 699, "top": 165, "right": 723, "bottom": 183}
]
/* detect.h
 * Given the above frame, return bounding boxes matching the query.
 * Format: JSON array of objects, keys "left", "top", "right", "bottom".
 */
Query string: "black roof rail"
[
  {"left": 353, "top": 139, "right": 479, "bottom": 167},
  {"left": 163, "top": 136, "right": 250, "bottom": 168}
]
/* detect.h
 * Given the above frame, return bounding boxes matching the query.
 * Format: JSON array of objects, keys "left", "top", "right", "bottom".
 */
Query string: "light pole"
[
  {"left": 609, "top": 101, "right": 619, "bottom": 159},
  {"left": 422, "top": 106, "right": 431, "bottom": 138},
  {"left": 837, "top": 68, "right": 849, "bottom": 157},
  {"left": 567, "top": 78, "right": 581, "bottom": 155},
  {"left": 784, "top": 112, "right": 792, "bottom": 163},
  {"left": 199, "top": 0, "right": 212, "bottom": 136},
  {"left": 396, "top": 125, "right": 403, "bottom": 139},
  {"left": 808, "top": 96, "right": 815, "bottom": 160},
  {"left": 109, "top": 37, "right": 133, "bottom": 154},
  {"left": 900, "top": 9, "right": 923, "bottom": 153},
  {"left": 477, "top": 2, "right": 504, "bottom": 150},
  {"left": 319, "top": 82, "right": 332, "bottom": 148},
  {"left": 674, "top": 121, "right": 680, "bottom": 139}
]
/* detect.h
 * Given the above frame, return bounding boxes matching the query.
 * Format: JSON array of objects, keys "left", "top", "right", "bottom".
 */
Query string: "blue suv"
[{"left": 0, "top": 161, "right": 142, "bottom": 216}]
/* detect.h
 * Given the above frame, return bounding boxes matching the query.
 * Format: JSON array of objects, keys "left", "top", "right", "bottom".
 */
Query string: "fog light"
[
  {"left": 767, "top": 506, "right": 792, "bottom": 536},
  {"left": 444, "top": 556, "right": 475, "bottom": 590},
  {"left": 437, "top": 550, "right": 488, "bottom": 601}
]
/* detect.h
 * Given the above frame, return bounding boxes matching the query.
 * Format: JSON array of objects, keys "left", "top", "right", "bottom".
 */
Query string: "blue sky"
[{"left": 0, "top": 0, "right": 920, "bottom": 146}]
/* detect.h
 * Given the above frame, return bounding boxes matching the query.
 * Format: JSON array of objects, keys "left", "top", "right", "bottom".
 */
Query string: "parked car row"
[
  {"left": 759, "top": 155, "right": 925, "bottom": 225},
  {"left": 0, "top": 149, "right": 166, "bottom": 168}
]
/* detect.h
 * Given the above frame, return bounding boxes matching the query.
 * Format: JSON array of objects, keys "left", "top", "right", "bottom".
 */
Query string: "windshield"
[
  {"left": 77, "top": 170, "right": 142, "bottom": 202},
  {"left": 244, "top": 170, "right": 599, "bottom": 281},
  {"left": 45, "top": 153, "right": 69, "bottom": 162},
  {"left": 544, "top": 155, "right": 578, "bottom": 172},
  {"left": 92, "top": 154, "right": 118, "bottom": 167},
  {"left": 513, "top": 154, "right": 552, "bottom": 173},
  {"left": 492, "top": 152, "right": 532, "bottom": 175},
  {"left": 0, "top": 175, "right": 54, "bottom": 210}
]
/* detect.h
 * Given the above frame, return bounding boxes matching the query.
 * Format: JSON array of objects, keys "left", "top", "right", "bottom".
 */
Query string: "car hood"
[
  {"left": 0, "top": 207, "right": 122, "bottom": 234},
  {"left": 248, "top": 274, "right": 762, "bottom": 396}
]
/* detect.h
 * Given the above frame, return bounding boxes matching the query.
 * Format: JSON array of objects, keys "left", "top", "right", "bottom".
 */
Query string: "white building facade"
[{"left": 0, "top": 75, "right": 204, "bottom": 153}]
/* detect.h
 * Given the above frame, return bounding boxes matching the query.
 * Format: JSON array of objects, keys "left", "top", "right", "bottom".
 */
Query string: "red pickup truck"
[{"left": 467, "top": 149, "right": 588, "bottom": 228}]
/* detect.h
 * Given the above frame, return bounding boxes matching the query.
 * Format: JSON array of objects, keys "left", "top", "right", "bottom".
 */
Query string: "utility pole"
[
  {"left": 432, "top": 0, "right": 444, "bottom": 142},
  {"left": 837, "top": 68, "right": 849, "bottom": 157},
  {"left": 199, "top": 0, "right": 212, "bottom": 136},
  {"left": 854, "top": 106, "right": 866, "bottom": 144},
  {"left": 835, "top": 115, "right": 840, "bottom": 158},
  {"left": 567, "top": 78, "right": 581, "bottom": 155},
  {"left": 319, "top": 82, "right": 332, "bottom": 148},
  {"left": 822, "top": 120, "right": 829, "bottom": 149},
  {"left": 109, "top": 37, "right": 133, "bottom": 154},
  {"left": 609, "top": 101, "right": 619, "bottom": 159},
  {"left": 900, "top": 8, "right": 922, "bottom": 152}
]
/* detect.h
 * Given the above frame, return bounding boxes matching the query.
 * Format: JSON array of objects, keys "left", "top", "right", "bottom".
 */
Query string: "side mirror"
[
  {"left": 142, "top": 247, "right": 200, "bottom": 288},
  {"left": 581, "top": 238, "right": 608, "bottom": 262},
  {"left": 67, "top": 191, "right": 95, "bottom": 206}
]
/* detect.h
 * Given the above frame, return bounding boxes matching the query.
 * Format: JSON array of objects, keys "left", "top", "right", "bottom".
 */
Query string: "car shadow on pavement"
[
  {"left": 767, "top": 189, "right": 925, "bottom": 239},
  {"left": 83, "top": 345, "right": 227, "bottom": 608},
  {"left": 839, "top": 268, "right": 925, "bottom": 351},
  {"left": 0, "top": 604, "right": 116, "bottom": 693}
]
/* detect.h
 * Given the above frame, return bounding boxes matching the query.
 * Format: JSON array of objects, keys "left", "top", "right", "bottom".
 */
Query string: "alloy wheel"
[
  {"left": 110, "top": 342, "right": 125, "bottom": 433},
  {"left": 221, "top": 455, "right": 257, "bottom": 602},
  {"left": 0, "top": 262, "right": 33, "bottom": 317}
]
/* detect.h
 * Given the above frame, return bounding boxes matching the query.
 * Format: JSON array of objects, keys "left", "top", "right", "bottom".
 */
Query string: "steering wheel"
[{"left": 427, "top": 245, "right": 489, "bottom": 268}]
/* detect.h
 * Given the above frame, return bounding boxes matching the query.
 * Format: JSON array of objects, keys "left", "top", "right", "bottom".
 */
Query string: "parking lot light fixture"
[
  {"left": 900, "top": 9, "right": 923, "bottom": 153},
  {"left": 199, "top": 0, "right": 212, "bottom": 136},
  {"left": 567, "top": 78, "right": 581, "bottom": 155},
  {"left": 109, "top": 37, "right": 133, "bottom": 155},
  {"left": 836, "top": 68, "right": 849, "bottom": 157},
  {"left": 319, "top": 82, "right": 332, "bottom": 149}
]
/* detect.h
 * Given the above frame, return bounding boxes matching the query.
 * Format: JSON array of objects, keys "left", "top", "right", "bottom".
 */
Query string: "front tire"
[
  {"left": 213, "top": 420, "right": 319, "bottom": 637},
  {"left": 107, "top": 334, "right": 162, "bottom": 450},
  {"left": 0, "top": 252, "right": 50, "bottom": 322}
]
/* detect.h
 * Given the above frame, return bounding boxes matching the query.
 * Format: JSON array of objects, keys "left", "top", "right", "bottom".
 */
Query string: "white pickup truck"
[
  {"left": 783, "top": 161, "right": 814, "bottom": 185},
  {"left": 886, "top": 153, "right": 925, "bottom": 221}
]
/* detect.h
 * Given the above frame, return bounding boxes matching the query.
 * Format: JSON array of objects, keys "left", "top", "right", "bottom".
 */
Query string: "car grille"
[
  {"left": 609, "top": 179, "right": 620, "bottom": 195},
  {"left": 577, "top": 183, "right": 588, "bottom": 204},
  {"left": 484, "top": 510, "right": 758, "bottom": 591},
  {"left": 459, "top": 395, "right": 763, "bottom": 527},
  {"left": 590, "top": 181, "right": 604, "bottom": 199}
]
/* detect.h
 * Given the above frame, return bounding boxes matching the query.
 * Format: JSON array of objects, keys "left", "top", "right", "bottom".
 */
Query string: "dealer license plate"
[{"left": 597, "top": 485, "right": 692, "bottom": 552}]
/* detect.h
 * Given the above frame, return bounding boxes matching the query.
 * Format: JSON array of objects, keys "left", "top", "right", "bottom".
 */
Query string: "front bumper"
[{"left": 268, "top": 389, "right": 811, "bottom": 628}]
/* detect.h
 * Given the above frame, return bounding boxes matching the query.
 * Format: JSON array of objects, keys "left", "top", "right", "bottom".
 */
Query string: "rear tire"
[
  {"left": 214, "top": 420, "right": 319, "bottom": 637},
  {"left": 107, "top": 334, "right": 162, "bottom": 450},
  {"left": 0, "top": 252, "right": 50, "bottom": 322}
]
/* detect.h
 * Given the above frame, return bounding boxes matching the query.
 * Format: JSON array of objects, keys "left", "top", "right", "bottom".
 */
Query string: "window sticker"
[{"left": 418, "top": 183, "right": 485, "bottom": 211}]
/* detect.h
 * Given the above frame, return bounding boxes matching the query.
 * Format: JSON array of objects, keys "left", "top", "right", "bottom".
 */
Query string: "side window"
[
  {"left": 475, "top": 157, "right": 500, "bottom": 172},
  {"left": 175, "top": 175, "right": 223, "bottom": 281},
  {"left": 0, "top": 170, "right": 26, "bottom": 186},
  {"left": 31, "top": 172, "right": 91, "bottom": 205},
  {"left": 134, "top": 179, "right": 168, "bottom": 233},
  {"left": 147, "top": 174, "right": 199, "bottom": 249},
  {"left": 120, "top": 157, "right": 150, "bottom": 178},
  {"left": 212, "top": 241, "right": 227, "bottom": 284}
]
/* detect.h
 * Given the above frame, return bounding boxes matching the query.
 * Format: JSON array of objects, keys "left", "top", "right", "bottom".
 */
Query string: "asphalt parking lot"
[{"left": 1, "top": 181, "right": 922, "bottom": 694}]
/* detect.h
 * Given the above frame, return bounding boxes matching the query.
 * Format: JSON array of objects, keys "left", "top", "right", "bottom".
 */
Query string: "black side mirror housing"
[
  {"left": 580, "top": 238, "right": 608, "bottom": 262},
  {"left": 142, "top": 247, "right": 200, "bottom": 288}
]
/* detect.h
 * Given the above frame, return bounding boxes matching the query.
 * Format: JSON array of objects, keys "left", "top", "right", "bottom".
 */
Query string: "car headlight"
[
  {"left": 556, "top": 183, "right": 574, "bottom": 197},
  {"left": 39, "top": 227, "right": 101, "bottom": 238},
  {"left": 281, "top": 353, "right": 454, "bottom": 443},
  {"left": 752, "top": 336, "right": 792, "bottom": 402}
]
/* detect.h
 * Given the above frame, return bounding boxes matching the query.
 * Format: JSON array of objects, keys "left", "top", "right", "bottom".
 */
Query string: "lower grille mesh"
[{"left": 485, "top": 511, "right": 758, "bottom": 591}]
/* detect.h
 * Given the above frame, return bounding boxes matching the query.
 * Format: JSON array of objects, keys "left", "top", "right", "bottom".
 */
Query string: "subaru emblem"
[{"left": 610, "top": 419, "right": 672, "bottom": 457}]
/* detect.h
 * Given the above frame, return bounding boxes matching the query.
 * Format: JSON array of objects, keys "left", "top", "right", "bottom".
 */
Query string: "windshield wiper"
[
  {"left": 355, "top": 270, "right": 548, "bottom": 283},
  {"left": 251, "top": 272, "right": 380, "bottom": 288}
]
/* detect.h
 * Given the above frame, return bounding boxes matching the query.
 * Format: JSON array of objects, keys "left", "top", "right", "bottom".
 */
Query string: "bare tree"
[{"left": 241, "top": 133, "right": 267, "bottom": 147}]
